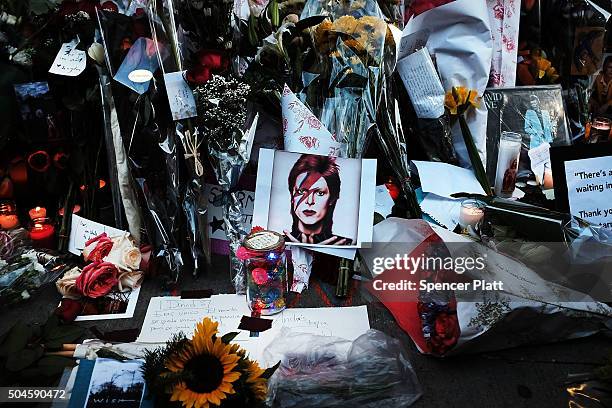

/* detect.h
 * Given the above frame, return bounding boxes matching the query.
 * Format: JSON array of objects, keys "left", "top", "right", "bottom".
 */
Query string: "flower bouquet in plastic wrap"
[
  {"left": 0, "top": 228, "right": 72, "bottom": 307},
  {"left": 360, "top": 217, "right": 612, "bottom": 357}
]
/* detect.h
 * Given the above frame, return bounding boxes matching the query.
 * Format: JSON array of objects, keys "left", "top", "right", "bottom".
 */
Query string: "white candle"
[
  {"left": 494, "top": 132, "right": 522, "bottom": 197},
  {"left": 459, "top": 200, "right": 485, "bottom": 229}
]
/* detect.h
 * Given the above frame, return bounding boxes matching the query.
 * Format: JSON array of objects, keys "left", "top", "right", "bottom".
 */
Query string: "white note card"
[
  {"left": 528, "top": 142, "right": 551, "bottom": 181},
  {"left": 68, "top": 215, "right": 126, "bottom": 256},
  {"left": 164, "top": 71, "right": 197, "bottom": 121},
  {"left": 49, "top": 39, "right": 86, "bottom": 77},
  {"left": 565, "top": 155, "right": 612, "bottom": 228},
  {"left": 397, "top": 47, "right": 445, "bottom": 119}
]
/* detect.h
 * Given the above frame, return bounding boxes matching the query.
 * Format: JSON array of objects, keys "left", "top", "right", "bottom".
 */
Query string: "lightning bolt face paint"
[{"left": 292, "top": 171, "right": 331, "bottom": 227}]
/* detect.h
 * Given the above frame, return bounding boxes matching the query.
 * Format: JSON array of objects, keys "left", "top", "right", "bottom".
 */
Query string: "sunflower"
[
  {"left": 244, "top": 358, "right": 268, "bottom": 401},
  {"left": 165, "top": 318, "right": 242, "bottom": 408}
]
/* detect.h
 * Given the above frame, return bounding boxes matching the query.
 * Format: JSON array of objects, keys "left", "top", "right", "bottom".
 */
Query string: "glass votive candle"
[
  {"left": 0, "top": 200, "right": 20, "bottom": 230},
  {"left": 494, "top": 132, "right": 522, "bottom": 198},
  {"left": 459, "top": 199, "right": 486, "bottom": 232},
  {"left": 29, "top": 217, "right": 56, "bottom": 249},
  {"left": 588, "top": 117, "right": 611, "bottom": 143},
  {"left": 28, "top": 206, "right": 47, "bottom": 220}
]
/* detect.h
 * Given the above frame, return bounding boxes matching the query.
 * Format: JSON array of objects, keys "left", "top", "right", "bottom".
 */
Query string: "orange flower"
[{"left": 445, "top": 86, "right": 480, "bottom": 115}]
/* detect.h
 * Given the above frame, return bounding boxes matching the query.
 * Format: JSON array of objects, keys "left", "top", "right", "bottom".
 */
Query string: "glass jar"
[
  {"left": 494, "top": 132, "right": 522, "bottom": 197},
  {"left": 0, "top": 200, "right": 19, "bottom": 230},
  {"left": 29, "top": 217, "right": 56, "bottom": 249},
  {"left": 588, "top": 117, "right": 611, "bottom": 143},
  {"left": 243, "top": 230, "right": 287, "bottom": 315},
  {"left": 458, "top": 199, "right": 485, "bottom": 233}
]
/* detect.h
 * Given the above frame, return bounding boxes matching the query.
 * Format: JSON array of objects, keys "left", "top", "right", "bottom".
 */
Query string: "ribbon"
[{"left": 179, "top": 128, "right": 204, "bottom": 177}]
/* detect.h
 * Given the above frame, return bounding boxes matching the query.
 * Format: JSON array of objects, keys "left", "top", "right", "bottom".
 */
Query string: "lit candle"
[
  {"left": 542, "top": 163, "right": 554, "bottom": 190},
  {"left": 0, "top": 201, "right": 19, "bottom": 230},
  {"left": 58, "top": 204, "right": 82, "bottom": 217},
  {"left": 29, "top": 218, "right": 56, "bottom": 249},
  {"left": 28, "top": 206, "right": 47, "bottom": 220},
  {"left": 459, "top": 199, "right": 485, "bottom": 231}
]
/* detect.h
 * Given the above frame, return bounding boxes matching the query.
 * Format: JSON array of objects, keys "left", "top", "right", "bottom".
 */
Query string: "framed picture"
[{"left": 253, "top": 149, "right": 376, "bottom": 248}]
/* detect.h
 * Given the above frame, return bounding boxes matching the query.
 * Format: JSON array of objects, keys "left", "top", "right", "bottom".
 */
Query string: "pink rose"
[
  {"left": 83, "top": 233, "right": 113, "bottom": 262},
  {"left": 76, "top": 261, "right": 118, "bottom": 298}
]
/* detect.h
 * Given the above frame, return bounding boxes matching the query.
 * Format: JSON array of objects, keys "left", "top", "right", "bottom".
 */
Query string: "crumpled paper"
[{"left": 403, "top": 0, "right": 493, "bottom": 169}]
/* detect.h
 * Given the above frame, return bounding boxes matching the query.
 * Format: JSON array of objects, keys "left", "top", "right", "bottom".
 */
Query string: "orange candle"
[{"left": 29, "top": 206, "right": 47, "bottom": 220}]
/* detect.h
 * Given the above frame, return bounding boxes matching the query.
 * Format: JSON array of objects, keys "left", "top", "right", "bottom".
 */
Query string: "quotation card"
[{"left": 565, "top": 155, "right": 612, "bottom": 228}]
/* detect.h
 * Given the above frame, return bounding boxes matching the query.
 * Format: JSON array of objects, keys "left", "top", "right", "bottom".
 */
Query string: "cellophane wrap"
[
  {"left": 96, "top": 9, "right": 183, "bottom": 282},
  {"left": 199, "top": 71, "right": 259, "bottom": 293},
  {"left": 264, "top": 329, "right": 422, "bottom": 407},
  {"left": 299, "top": 0, "right": 389, "bottom": 159},
  {"left": 1, "top": 229, "right": 75, "bottom": 306},
  {"left": 146, "top": 1, "right": 212, "bottom": 276}
]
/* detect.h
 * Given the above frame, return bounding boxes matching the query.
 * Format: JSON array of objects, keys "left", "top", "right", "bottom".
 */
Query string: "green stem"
[{"left": 458, "top": 115, "right": 493, "bottom": 196}]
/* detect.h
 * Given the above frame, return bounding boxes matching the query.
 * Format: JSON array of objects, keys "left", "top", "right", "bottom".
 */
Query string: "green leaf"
[
  {"left": 221, "top": 332, "right": 239, "bottom": 344},
  {"left": 35, "top": 355, "right": 75, "bottom": 377},
  {"left": 6, "top": 346, "right": 44, "bottom": 372},
  {"left": 260, "top": 361, "right": 280, "bottom": 380},
  {"left": 43, "top": 325, "right": 85, "bottom": 349},
  {"left": 0, "top": 322, "right": 32, "bottom": 357},
  {"left": 458, "top": 115, "right": 493, "bottom": 196}
]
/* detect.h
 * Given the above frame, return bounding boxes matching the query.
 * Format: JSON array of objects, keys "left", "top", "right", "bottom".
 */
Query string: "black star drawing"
[{"left": 209, "top": 216, "right": 225, "bottom": 233}]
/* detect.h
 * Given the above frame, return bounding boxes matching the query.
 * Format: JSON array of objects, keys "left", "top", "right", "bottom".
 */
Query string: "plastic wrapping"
[
  {"left": 299, "top": 0, "right": 389, "bottom": 159},
  {"left": 1, "top": 230, "right": 73, "bottom": 306},
  {"left": 96, "top": 9, "right": 186, "bottom": 282},
  {"left": 264, "top": 329, "right": 422, "bottom": 408}
]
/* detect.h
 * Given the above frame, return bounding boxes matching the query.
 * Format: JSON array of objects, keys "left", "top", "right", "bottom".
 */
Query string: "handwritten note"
[
  {"left": 68, "top": 215, "right": 125, "bottom": 256},
  {"left": 528, "top": 142, "right": 551, "bottom": 181},
  {"left": 204, "top": 184, "right": 254, "bottom": 241},
  {"left": 137, "top": 295, "right": 251, "bottom": 343},
  {"left": 49, "top": 39, "right": 86, "bottom": 77},
  {"left": 565, "top": 155, "right": 612, "bottom": 228},
  {"left": 397, "top": 47, "right": 445, "bottom": 119},
  {"left": 164, "top": 71, "right": 197, "bottom": 121}
]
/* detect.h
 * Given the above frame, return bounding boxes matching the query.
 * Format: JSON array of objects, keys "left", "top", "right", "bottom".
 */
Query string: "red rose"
[
  {"left": 430, "top": 312, "right": 460, "bottom": 353},
  {"left": 55, "top": 298, "right": 83, "bottom": 322},
  {"left": 76, "top": 261, "right": 119, "bottom": 298},
  {"left": 83, "top": 233, "right": 114, "bottom": 262},
  {"left": 185, "top": 50, "right": 229, "bottom": 85}
]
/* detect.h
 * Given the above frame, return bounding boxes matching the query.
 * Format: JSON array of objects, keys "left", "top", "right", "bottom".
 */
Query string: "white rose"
[
  {"left": 87, "top": 42, "right": 105, "bottom": 65},
  {"left": 103, "top": 233, "right": 141, "bottom": 271},
  {"left": 56, "top": 267, "right": 82, "bottom": 299},
  {"left": 118, "top": 270, "right": 144, "bottom": 292}
]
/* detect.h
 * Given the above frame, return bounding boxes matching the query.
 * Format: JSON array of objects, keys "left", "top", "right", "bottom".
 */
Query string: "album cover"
[{"left": 484, "top": 85, "right": 571, "bottom": 187}]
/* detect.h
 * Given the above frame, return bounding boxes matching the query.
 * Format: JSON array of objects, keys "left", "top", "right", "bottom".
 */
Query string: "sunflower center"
[{"left": 184, "top": 353, "right": 225, "bottom": 393}]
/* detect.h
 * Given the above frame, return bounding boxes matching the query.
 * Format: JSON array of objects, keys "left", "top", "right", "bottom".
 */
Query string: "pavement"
[{"left": 1, "top": 256, "right": 609, "bottom": 408}]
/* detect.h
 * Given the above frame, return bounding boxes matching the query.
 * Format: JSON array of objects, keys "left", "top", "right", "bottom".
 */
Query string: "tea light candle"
[
  {"left": 29, "top": 218, "right": 55, "bottom": 249},
  {"left": 28, "top": 206, "right": 47, "bottom": 220},
  {"left": 459, "top": 199, "right": 485, "bottom": 230}
]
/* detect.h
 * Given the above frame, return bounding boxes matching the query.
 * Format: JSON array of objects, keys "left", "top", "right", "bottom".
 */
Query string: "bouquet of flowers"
[
  {"left": 54, "top": 232, "right": 145, "bottom": 321},
  {"left": 143, "top": 317, "right": 278, "bottom": 408},
  {"left": 0, "top": 229, "right": 71, "bottom": 306}
]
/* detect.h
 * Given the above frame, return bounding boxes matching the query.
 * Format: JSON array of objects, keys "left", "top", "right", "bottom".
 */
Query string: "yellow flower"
[
  {"left": 245, "top": 358, "right": 268, "bottom": 401},
  {"left": 535, "top": 57, "right": 552, "bottom": 79},
  {"left": 444, "top": 91, "right": 458, "bottom": 115},
  {"left": 445, "top": 86, "right": 480, "bottom": 115},
  {"left": 166, "top": 318, "right": 241, "bottom": 408}
]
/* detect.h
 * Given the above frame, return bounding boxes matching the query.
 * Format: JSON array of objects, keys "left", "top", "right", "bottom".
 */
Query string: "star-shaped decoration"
[{"left": 209, "top": 216, "right": 225, "bottom": 233}]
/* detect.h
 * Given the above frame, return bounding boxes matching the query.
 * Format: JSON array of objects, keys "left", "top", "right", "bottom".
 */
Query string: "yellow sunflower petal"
[{"left": 224, "top": 371, "right": 242, "bottom": 383}]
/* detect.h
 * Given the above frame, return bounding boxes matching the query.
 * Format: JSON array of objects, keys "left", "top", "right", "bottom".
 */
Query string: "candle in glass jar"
[
  {"left": 28, "top": 206, "right": 47, "bottom": 220},
  {"left": 0, "top": 201, "right": 19, "bottom": 230},
  {"left": 494, "top": 132, "right": 522, "bottom": 197},
  {"left": 542, "top": 162, "right": 554, "bottom": 190},
  {"left": 29, "top": 218, "right": 55, "bottom": 249},
  {"left": 459, "top": 199, "right": 485, "bottom": 230}
]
